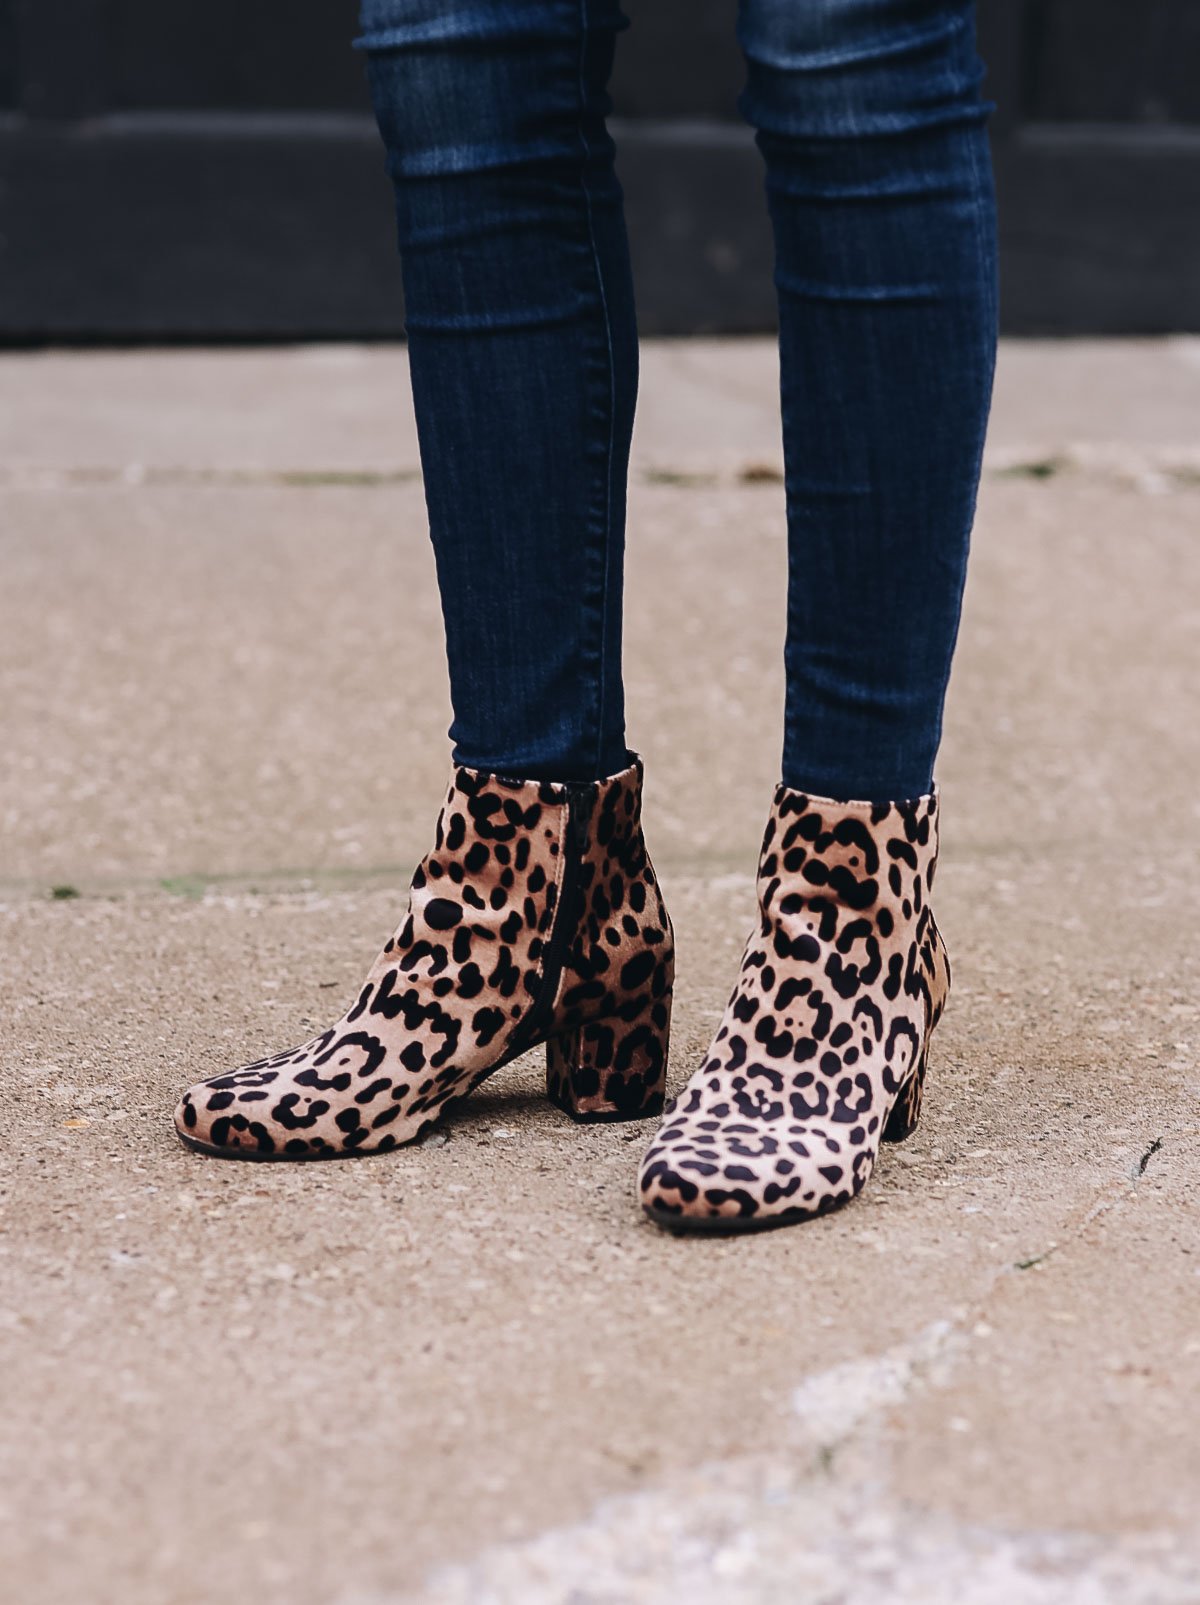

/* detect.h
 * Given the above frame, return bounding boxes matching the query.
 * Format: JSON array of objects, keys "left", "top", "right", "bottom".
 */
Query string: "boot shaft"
[
  {"left": 757, "top": 785, "right": 947, "bottom": 1025},
  {"left": 760, "top": 787, "right": 940, "bottom": 921},
  {"left": 412, "top": 755, "right": 672, "bottom": 1044}
]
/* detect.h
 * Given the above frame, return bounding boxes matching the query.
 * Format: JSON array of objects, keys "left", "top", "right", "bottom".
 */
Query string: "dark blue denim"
[{"left": 356, "top": 0, "right": 997, "bottom": 800}]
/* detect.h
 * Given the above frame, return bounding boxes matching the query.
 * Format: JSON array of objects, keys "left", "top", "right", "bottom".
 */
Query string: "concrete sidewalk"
[{"left": 1, "top": 340, "right": 1198, "bottom": 1603}]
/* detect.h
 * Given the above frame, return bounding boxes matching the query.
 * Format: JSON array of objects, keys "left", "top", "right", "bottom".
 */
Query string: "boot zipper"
[{"left": 504, "top": 784, "right": 592, "bottom": 1060}]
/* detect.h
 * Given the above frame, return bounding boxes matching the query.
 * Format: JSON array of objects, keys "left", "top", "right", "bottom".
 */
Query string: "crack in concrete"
[{"left": 1137, "top": 1136, "right": 1165, "bottom": 1177}]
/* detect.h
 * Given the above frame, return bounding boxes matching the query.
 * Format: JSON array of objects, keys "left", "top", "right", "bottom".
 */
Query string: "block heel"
[
  {"left": 546, "top": 990, "right": 672, "bottom": 1124},
  {"left": 882, "top": 1039, "right": 930, "bottom": 1144}
]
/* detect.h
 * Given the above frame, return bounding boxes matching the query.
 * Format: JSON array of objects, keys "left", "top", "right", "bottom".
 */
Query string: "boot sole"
[
  {"left": 175, "top": 1116, "right": 440, "bottom": 1162},
  {"left": 642, "top": 1066, "right": 926, "bottom": 1235},
  {"left": 642, "top": 1197, "right": 851, "bottom": 1236},
  {"left": 176, "top": 1068, "right": 665, "bottom": 1160}
]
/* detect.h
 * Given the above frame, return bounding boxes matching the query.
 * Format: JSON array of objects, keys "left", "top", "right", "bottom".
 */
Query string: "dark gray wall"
[{"left": 1, "top": 0, "right": 1198, "bottom": 339}]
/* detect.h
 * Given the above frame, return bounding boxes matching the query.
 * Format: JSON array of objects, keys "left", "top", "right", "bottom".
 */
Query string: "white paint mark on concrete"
[
  {"left": 364, "top": 1460, "right": 1200, "bottom": 1605},
  {"left": 789, "top": 1320, "right": 959, "bottom": 1446},
  {"left": 360, "top": 1323, "right": 1199, "bottom": 1605}
]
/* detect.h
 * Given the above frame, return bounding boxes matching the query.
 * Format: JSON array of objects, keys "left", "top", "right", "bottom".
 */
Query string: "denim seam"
[
  {"left": 574, "top": 0, "right": 618, "bottom": 779},
  {"left": 927, "top": 110, "right": 997, "bottom": 778}
]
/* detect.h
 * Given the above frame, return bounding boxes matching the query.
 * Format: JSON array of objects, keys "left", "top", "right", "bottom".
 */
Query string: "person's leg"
[
  {"left": 356, "top": 0, "right": 637, "bottom": 781},
  {"left": 174, "top": 1, "right": 677, "bottom": 1162},
  {"left": 744, "top": 0, "right": 997, "bottom": 801},
  {"left": 638, "top": 0, "right": 995, "bottom": 1233}
]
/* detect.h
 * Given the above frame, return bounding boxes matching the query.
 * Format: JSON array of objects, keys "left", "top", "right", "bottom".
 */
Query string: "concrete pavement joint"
[
  {"left": 3, "top": 449, "right": 1200, "bottom": 494},
  {"left": 0, "top": 830, "right": 1147, "bottom": 906},
  {"left": 0, "top": 464, "right": 424, "bottom": 490}
]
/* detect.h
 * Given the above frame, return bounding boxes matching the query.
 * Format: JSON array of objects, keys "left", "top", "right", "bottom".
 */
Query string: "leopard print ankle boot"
[
  {"left": 638, "top": 787, "right": 949, "bottom": 1232},
  {"left": 174, "top": 756, "right": 673, "bottom": 1159}
]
